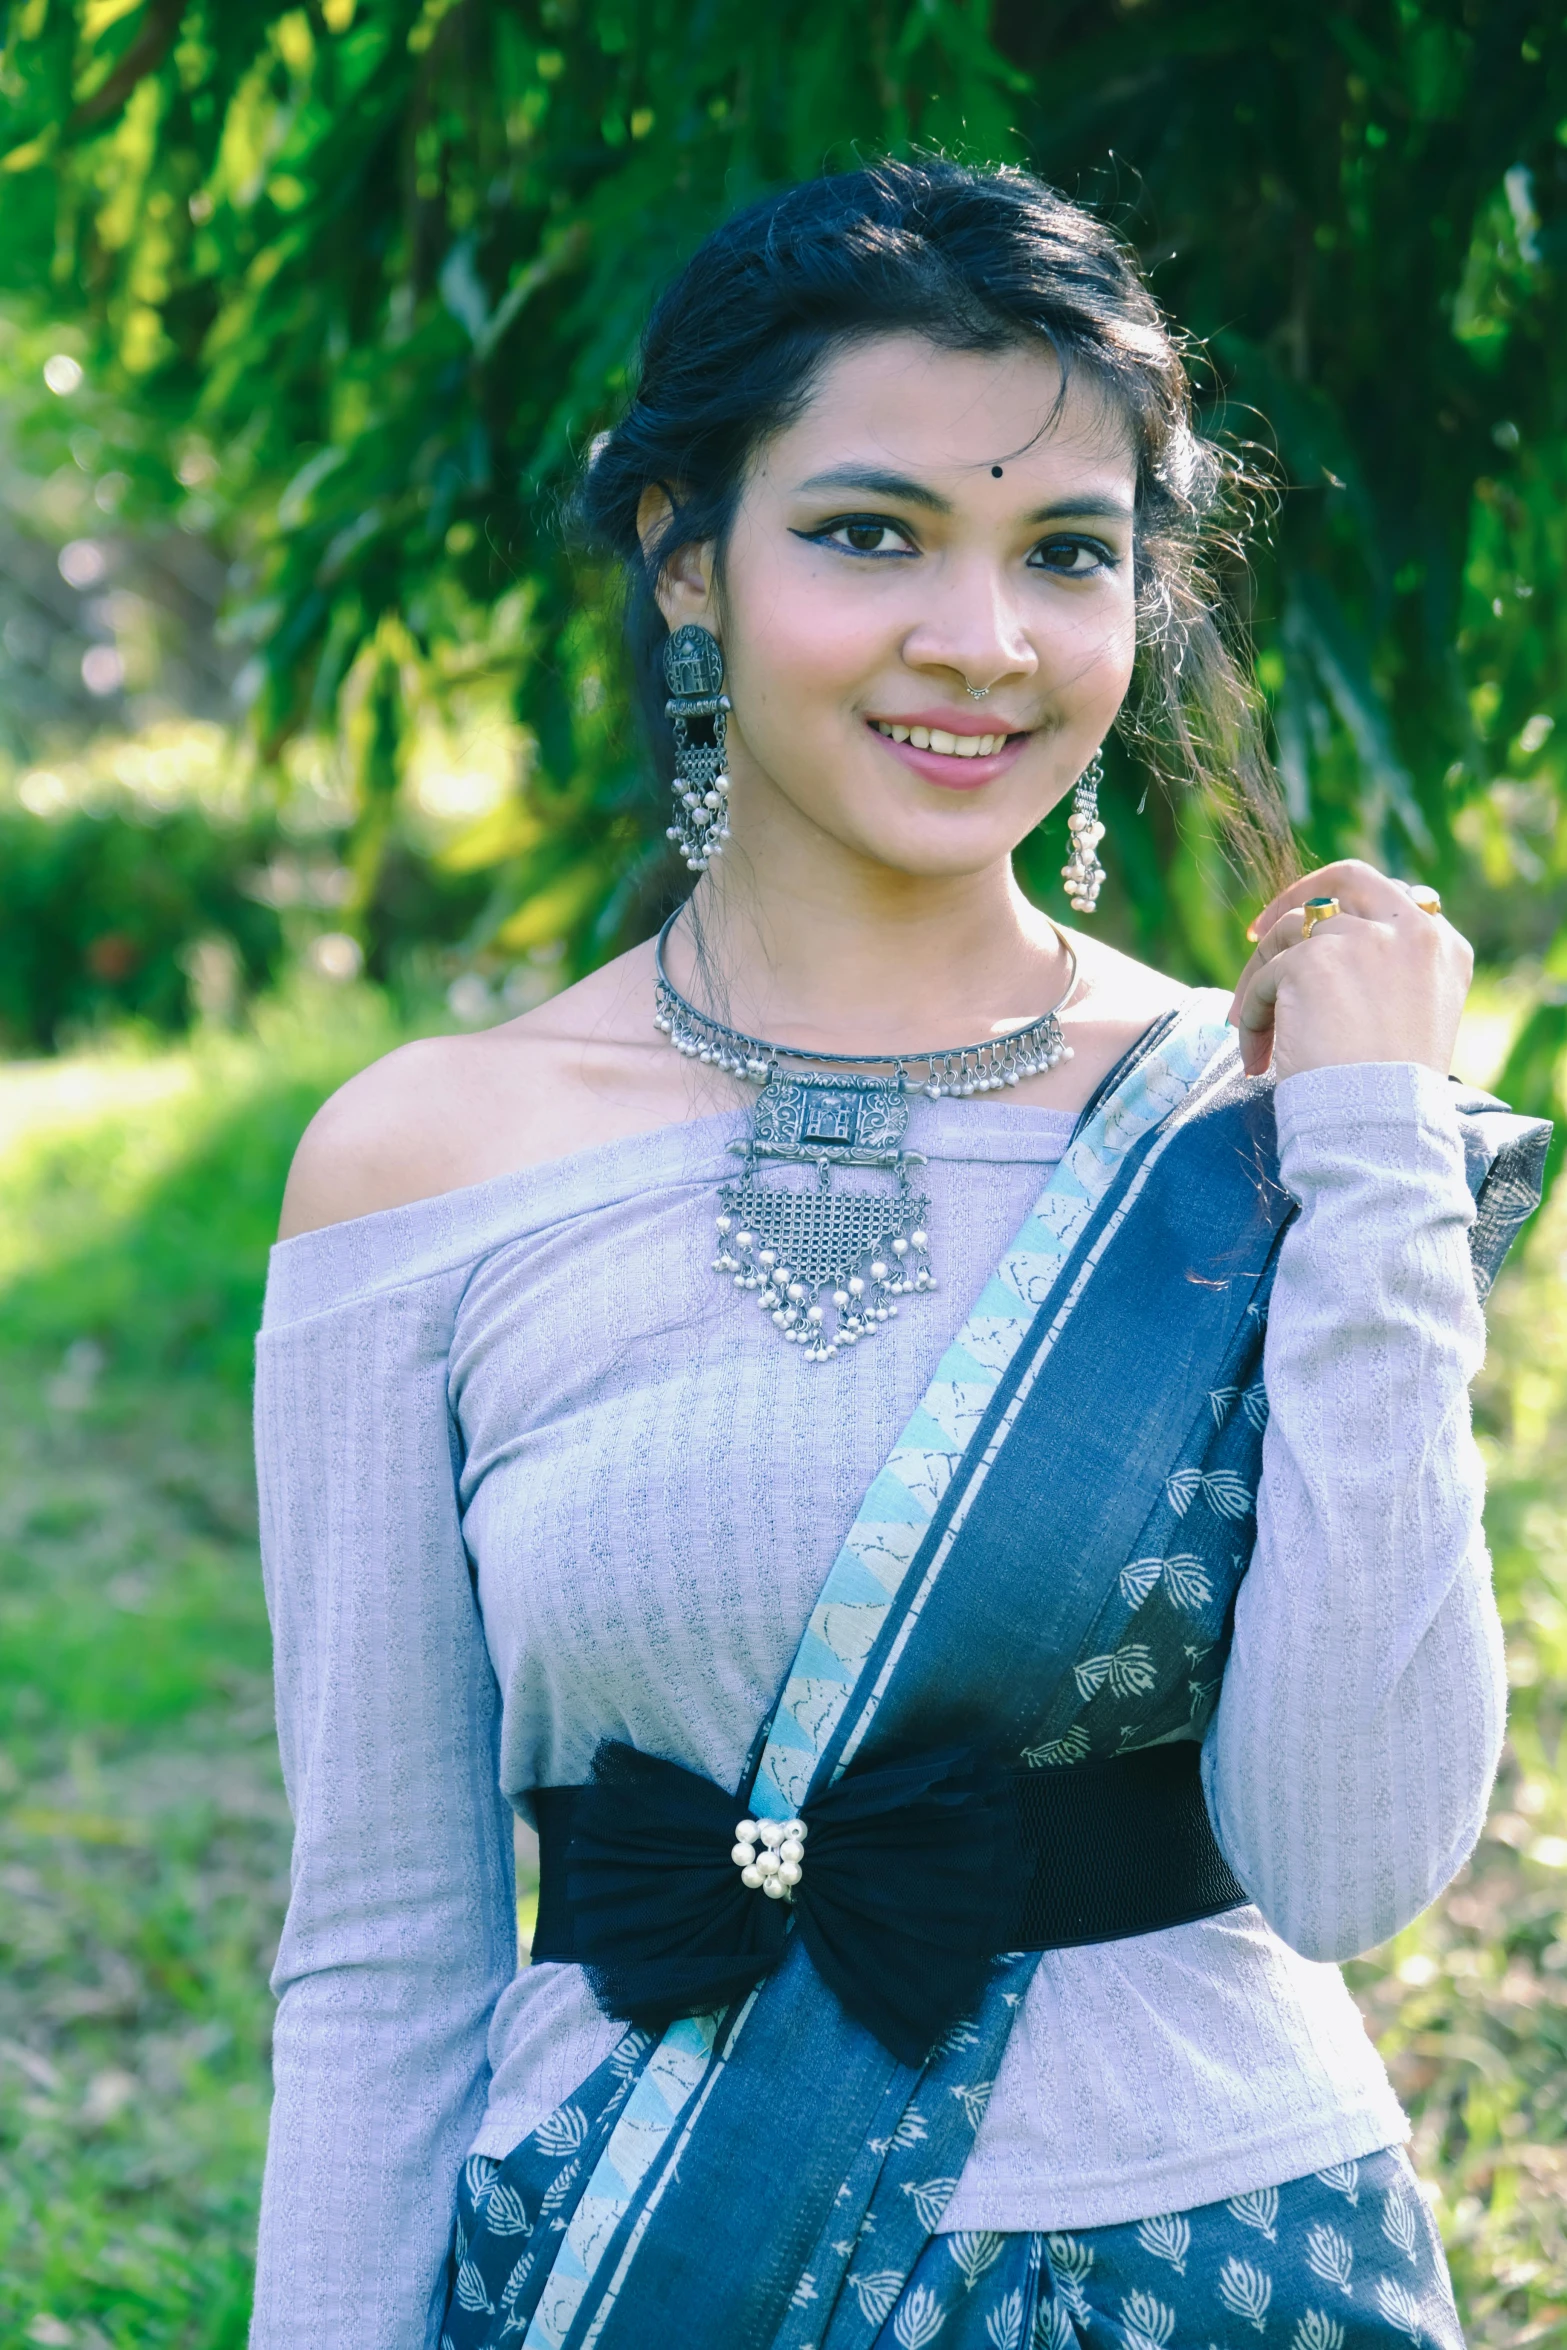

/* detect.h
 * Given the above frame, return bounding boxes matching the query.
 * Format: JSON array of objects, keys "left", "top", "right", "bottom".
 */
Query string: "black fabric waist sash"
[{"left": 529, "top": 1741, "right": 1249, "bottom": 1973}]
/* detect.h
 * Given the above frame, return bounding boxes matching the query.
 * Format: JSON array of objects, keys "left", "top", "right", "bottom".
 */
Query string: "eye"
[
  {"left": 804, "top": 515, "right": 918, "bottom": 558},
  {"left": 1028, "top": 534, "right": 1118, "bottom": 577}
]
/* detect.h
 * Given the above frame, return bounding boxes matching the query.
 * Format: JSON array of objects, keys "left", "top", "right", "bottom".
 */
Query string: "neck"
[{"left": 668, "top": 850, "right": 1073, "bottom": 1057}]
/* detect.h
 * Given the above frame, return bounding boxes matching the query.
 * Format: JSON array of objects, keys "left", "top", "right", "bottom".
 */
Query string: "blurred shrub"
[
  {"left": 0, "top": 797, "right": 286, "bottom": 1051},
  {"left": 0, "top": 700, "right": 512, "bottom": 1049}
]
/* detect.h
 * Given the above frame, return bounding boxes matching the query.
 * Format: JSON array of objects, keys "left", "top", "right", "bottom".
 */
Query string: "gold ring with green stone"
[{"left": 1300, "top": 895, "right": 1341, "bottom": 940}]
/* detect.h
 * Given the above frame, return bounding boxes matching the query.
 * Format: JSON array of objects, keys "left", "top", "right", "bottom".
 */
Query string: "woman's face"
[{"left": 653, "top": 332, "right": 1140, "bottom": 884}]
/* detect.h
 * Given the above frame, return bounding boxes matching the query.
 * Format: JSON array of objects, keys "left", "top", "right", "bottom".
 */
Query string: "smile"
[{"left": 872, "top": 720, "right": 1013, "bottom": 758}]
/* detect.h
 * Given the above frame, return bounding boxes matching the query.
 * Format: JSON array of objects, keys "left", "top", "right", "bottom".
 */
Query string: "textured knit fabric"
[
  {"left": 251, "top": 1042, "right": 1502, "bottom": 2349},
  {"left": 441, "top": 2140, "right": 1461, "bottom": 2350}
]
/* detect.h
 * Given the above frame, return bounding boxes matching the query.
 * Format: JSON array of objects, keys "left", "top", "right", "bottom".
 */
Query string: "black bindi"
[{"left": 991, "top": 465, "right": 1004, "bottom": 478}]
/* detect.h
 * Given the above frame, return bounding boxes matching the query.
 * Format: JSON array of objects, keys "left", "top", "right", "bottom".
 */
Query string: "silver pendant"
[
  {"left": 653, "top": 907, "right": 1077, "bottom": 1365},
  {"left": 710, "top": 1073, "right": 932, "bottom": 1361}
]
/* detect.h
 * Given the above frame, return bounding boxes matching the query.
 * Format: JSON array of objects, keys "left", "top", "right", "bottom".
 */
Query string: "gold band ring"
[
  {"left": 1404, "top": 883, "right": 1442, "bottom": 916},
  {"left": 1300, "top": 895, "right": 1341, "bottom": 940}
]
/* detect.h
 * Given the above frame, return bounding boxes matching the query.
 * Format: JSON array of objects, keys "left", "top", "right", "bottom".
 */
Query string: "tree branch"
[{"left": 69, "top": 0, "right": 188, "bottom": 132}]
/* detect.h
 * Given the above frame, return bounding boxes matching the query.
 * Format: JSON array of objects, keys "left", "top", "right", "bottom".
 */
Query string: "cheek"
[
  {"left": 730, "top": 560, "right": 889, "bottom": 714},
  {"left": 1053, "top": 583, "right": 1139, "bottom": 708},
  {"left": 719, "top": 521, "right": 894, "bottom": 719}
]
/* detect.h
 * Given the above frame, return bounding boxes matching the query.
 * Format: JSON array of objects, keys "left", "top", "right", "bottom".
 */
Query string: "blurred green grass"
[
  {"left": 0, "top": 985, "right": 401, "bottom": 2350},
  {"left": 0, "top": 992, "right": 1564, "bottom": 2348}
]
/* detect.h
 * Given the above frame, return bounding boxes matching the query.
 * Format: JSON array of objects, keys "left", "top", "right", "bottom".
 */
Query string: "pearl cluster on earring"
[
  {"left": 1061, "top": 749, "right": 1108, "bottom": 916},
  {"left": 732, "top": 1813, "right": 808, "bottom": 1899},
  {"left": 666, "top": 773, "right": 730, "bottom": 870}
]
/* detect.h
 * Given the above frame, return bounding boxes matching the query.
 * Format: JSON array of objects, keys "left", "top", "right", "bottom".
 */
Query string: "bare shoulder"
[
  {"left": 277, "top": 1031, "right": 513, "bottom": 1241},
  {"left": 276, "top": 940, "right": 693, "bottom": 1241}
]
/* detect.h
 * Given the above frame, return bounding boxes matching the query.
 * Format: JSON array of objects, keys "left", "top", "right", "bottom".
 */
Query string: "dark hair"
[{"left": 575, "top": 156, "right": 1293, "bottom": 889}]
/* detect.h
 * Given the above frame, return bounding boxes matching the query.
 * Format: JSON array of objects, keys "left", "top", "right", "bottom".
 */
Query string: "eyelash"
[{"left": 803, "top": 515, "right": 1119, "bottom": 575}]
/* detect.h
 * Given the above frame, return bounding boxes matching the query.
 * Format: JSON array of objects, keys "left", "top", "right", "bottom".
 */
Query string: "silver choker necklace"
[{"left": 653, "top": 914, "right": 1077, "bottom": 1362}]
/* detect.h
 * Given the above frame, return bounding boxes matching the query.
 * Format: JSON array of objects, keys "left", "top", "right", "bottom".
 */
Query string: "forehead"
[{"left": 760, "top": 331, "right": 1136, "bottom": 492}]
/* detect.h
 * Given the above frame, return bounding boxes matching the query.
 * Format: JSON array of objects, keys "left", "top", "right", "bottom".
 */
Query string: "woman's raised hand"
[{"left": 1228, "top": 859, "right": 1474, "bottom": 1082}]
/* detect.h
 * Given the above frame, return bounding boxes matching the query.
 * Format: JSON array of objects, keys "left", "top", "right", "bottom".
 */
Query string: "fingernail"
[{"left": 1244, "top": 919, "right": 1259, "bottom": 944}]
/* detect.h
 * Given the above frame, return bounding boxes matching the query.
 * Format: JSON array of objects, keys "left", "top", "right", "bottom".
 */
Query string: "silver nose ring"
[{"left": 964, "top": 683, "right": 991, "bottom": 700}]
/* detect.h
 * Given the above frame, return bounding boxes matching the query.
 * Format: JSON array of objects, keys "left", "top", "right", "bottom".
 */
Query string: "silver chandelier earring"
[
  {"left": 663, "top": 623, "right": 731, "bottom": 873},
  {"left": 1061, "top": 749, "right": 1107, "bottom": 915}
]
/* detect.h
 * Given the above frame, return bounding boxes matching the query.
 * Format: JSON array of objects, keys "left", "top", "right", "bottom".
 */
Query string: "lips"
[
  {"left": 872, "top": 720, "right": 1012, "bottom": 759},
  {"left": 866, "top": 716, "right": 1029, "bottom": 792}
]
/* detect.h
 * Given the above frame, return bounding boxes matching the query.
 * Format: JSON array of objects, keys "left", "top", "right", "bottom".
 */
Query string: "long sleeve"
[
  {"left": 251, "top": 1265, "right": 516, "bottom": 2350},
  {"left": 1202, "top": 1060, "right": 1506, "bottom": 1963}
]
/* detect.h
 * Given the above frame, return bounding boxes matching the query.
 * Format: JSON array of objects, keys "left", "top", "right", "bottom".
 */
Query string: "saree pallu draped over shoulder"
[{"left": 439, "top": 1008, "right": 1547, "bottom": 2350}]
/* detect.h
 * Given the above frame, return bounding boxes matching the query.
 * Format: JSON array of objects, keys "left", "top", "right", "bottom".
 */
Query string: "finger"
[
  {"left": 1229, "top": 905, "right": 1390, "bottom": 1065},
  {"left": 1246, "top": 861, "right": 1384, "bottom": 940},
  {"left": 1227, "top": 909, "right": 1304, "bottom": 1026},
  {"left": 1250, "top": 907, "right": 1310, "bottom": 965},
  {"left": 1231, "top": 951, "right": 1283, "bottom": 1075},
  {"left": 1227, "top": 906, "right": 1378, "bottom": 1025},
  {"left": 1233, "top": 950, "right": 1283, "bottom": 1038},
  {"left": 1246, "top": 871, "right": 1368, "bottom": 944},
  {"left": 1245, "top": 860, "right": 1430, "bottom": 944}
]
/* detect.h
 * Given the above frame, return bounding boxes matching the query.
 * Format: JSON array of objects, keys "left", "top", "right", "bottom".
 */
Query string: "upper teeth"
[{"left": 875, "top": 723, "right": 1007, "bottom": 757}]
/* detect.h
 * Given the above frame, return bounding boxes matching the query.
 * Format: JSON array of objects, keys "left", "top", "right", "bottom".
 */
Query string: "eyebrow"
[
  {"left": 1023, "top": 495, "right": 1134, "bottom": 525},
  {"left": 792, "top": 465, "right": 1134, "bottom": 527},
  {"left": 794, "top": 465, "right": 949, "bottom": 511}
]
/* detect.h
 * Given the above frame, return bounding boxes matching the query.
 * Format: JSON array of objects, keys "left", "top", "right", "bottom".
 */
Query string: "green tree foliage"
[{"left": 0, "top": 1, "right": 1562, "bottom": 1071}]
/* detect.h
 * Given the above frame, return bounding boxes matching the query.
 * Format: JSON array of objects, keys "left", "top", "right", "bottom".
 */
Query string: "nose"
[{"left": 900, "top": 553, "right": 1038, "bottom": 697}]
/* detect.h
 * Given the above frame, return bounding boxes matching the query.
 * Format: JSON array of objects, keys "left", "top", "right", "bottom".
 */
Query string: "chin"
[
  {"left": 836, "top": 818, "right": 1029, "bottom": 882},
  {"left": 832, "top": 793, "right": 1038, "bottom": 880}
]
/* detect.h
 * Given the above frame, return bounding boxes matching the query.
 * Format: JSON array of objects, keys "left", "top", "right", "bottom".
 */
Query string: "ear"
[{"left": 636, "top": 484, "right": 717, "bottom": 633}]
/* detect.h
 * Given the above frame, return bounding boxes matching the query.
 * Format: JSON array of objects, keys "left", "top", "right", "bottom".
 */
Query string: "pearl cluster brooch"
[{"left": 732, "top": 1814, "right": 807, "bottom": 1899}]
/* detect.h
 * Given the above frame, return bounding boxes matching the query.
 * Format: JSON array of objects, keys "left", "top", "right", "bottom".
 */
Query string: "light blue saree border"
[{"left": 756, "top": 998, "right": 1236, "bottom": 1815}]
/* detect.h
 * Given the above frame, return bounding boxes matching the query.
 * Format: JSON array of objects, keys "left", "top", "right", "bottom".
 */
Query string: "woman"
[{"left": 252, "top": 162, "right": 1545, "bottom": 2350}]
